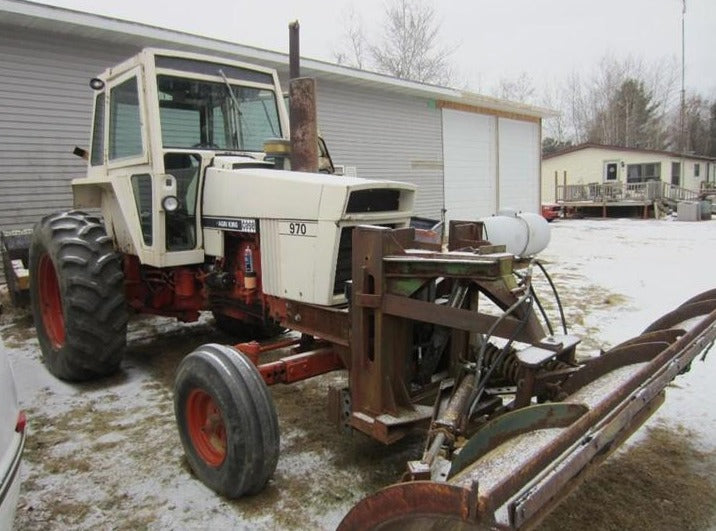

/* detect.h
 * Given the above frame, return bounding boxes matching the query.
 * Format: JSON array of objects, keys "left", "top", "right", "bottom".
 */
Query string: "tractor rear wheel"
[
  {"left": 29, "top": 211, "right": 127, "bottom": 381},
  {"left": 174, "top": 343, "right": 279, "bottom": 497}
]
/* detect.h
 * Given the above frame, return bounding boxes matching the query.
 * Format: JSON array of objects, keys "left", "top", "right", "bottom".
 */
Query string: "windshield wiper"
[{"left": 218, "top": 69, "right": 243, "bottom": 148}]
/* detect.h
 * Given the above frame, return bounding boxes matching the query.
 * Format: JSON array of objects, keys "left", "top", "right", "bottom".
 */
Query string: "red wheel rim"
[
  {"left": 186, "top": 389, "right": 227, "bottom": 467},
  {"left": 38, "top": 253, "right": 65, "bottom": 349}
]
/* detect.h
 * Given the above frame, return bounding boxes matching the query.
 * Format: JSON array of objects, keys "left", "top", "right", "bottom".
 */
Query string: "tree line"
[{"left": 333, "top": 0, "right": 716, "bottom": 158}]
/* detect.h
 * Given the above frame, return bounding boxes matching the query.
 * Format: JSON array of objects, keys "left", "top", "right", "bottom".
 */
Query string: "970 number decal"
[
  {"left": 279, "top": 220, "right": 317, "bottom": 237},
  {"left": 288, "top": 222, "right": 307, "bottom": 235}
]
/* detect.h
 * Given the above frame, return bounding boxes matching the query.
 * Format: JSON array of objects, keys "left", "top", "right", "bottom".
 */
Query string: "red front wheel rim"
[
  {"left": 186, "top": 389, "right": 227, "bottom": 467},
  {"left": 38, "top": 253, "right": 65, "bottom": 349}
]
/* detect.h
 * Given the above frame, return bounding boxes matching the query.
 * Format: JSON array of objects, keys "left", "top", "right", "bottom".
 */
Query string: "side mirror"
[{"left": 73, "top": 146, "right": 89, "bottom": 161}]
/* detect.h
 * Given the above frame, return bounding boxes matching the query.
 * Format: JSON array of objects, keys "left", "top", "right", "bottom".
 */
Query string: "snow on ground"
[
  {"left": 538, "top": 218, "right": 716, "bottom": 451},
  {"left": 2, "top": 216, "right": 715, "bottom": 530}
]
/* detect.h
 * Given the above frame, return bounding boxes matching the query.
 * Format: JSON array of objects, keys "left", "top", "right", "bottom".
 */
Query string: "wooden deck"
[{"left": 555, "top": 181, "right": 702, "bottom": 218}]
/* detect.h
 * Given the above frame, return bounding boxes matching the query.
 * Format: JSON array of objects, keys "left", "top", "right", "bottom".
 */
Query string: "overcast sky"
[{"left": 34, "top": 0, "right": 716, "bottom": 99}]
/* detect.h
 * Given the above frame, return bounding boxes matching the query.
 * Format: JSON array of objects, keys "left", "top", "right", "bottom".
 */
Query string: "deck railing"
[{"left": 556, "top": 181, "right": 700, "bottom": 204}]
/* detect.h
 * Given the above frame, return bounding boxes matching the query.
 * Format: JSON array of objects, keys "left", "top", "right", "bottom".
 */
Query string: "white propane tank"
[{"left": 479, "top": 209, "right": 551, "bottom": 258}]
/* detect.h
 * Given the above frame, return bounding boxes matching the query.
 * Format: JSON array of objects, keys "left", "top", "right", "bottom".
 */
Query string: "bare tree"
[
  {"left": 371, "top": 0, "right": 454, "bottom": 84},
  {"left": 333, "top": 0, "right": 456, "bottom": 85},
  {"left": 333, "top": 6, "right": 368, "bottom": 69},
  {"left": 493, "top": 72, "right": 536, "bottom": 104},
  {"left": 539, "top": 80, "right": 571, "bottom": 145},
  {"left": 666, "top": 92, "right": 714, "bottom": 155},
  {"left": 558, "top": 55, "right": 678, "bottom": 149}
]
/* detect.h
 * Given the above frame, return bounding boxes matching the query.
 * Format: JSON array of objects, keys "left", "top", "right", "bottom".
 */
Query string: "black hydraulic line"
[
  {"left": 468, "top": 297, "right": 534, "bottom": 418},
  {"left": 535, "top": 260, "right": 568, "bottom": 335},
  {"left": 530, "top": 285, "right": 555, "bottom": 336}
]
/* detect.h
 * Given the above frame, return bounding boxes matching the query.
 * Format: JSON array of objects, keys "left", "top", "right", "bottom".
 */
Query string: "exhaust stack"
[{"left": 288, "top": 21, "right": 318, "bottom": 173}]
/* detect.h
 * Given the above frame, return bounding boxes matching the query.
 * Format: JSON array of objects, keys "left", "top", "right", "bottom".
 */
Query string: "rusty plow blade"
[{"left": 339, "top": 292, "right": 716, "bottom": 530}]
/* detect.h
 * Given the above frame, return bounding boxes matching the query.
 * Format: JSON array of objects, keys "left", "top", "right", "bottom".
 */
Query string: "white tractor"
[
  {"left": 29, "top": 40, "right": 716, "bottom": 529},
  {"left": 30, "top": 47, "right": 415, "bottom": 380}
]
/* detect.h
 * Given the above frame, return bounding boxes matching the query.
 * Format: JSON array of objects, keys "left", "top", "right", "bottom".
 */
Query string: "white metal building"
[{"left": 0, "top": 0, "right": 552, "bottom": 242}]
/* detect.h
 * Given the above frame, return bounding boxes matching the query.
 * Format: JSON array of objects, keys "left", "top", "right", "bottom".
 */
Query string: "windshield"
[{"left": 157, "top": 74, "right": 281, "bottom": 151}]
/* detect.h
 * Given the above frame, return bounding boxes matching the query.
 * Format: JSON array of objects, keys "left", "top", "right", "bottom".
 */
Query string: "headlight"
[{"left": 162, "top": 196, "right": 179, "bottom": 212}]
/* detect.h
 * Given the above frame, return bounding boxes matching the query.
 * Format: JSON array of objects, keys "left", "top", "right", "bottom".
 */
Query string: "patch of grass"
[{"left": 538, "top": 425, "right": 716, "bottom": 531}]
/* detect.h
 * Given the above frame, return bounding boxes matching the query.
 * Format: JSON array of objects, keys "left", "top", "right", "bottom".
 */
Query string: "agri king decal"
[{"left": 202, "top": 216, "right": 258, "bottom": 233}]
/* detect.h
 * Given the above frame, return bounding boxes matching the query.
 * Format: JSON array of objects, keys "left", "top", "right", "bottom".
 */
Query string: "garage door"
[
  {"left": 442, "top": 109, "right": 496, "bottom": 221},
  {"left": 498, "top": 118, "right": 540, "bottom": 213}
]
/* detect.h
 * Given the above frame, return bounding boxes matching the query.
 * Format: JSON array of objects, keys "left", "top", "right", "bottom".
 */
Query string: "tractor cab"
[{"left": 74, "top": 49, "right": 290, "bottom": 268}]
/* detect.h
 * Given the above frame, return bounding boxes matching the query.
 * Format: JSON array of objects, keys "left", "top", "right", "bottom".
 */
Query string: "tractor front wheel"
[
  {"left": 174, "top": 343, "right": 279, "bottom": 498},
  {"left": 29, "top": 211, "right": 127, "bottom": 381}
]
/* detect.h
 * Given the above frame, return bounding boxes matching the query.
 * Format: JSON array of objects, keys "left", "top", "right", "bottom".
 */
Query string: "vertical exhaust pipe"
[
  {"left": 288, "top": 20, "right": 318, "bottom": 173},
  {"left": 289, "top": 20, "right": 300, "bottom": 80}
]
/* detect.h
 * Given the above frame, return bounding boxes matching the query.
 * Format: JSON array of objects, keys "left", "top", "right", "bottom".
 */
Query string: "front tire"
[
  {"left": 29, "top": 211, "right": 127, "bottom": 381},
  {"left": 174, "top": 343, "right": 280, "bottom": 498}
]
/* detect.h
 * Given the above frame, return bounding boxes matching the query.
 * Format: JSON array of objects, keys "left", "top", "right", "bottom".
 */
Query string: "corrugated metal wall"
[
  {"left": 0, "top": 25, "right": 139, "bottom": 281},
  {"left": 0, "top": 25, "right": 138, "bottom": 232},
  {"left": 312, "top": 80, "right": 444, "bottom": 219}
]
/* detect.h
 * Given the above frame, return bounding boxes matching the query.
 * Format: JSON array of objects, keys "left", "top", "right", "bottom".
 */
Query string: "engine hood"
[{"left": 201, "top": 166, "right": 416, "bottom": 222}]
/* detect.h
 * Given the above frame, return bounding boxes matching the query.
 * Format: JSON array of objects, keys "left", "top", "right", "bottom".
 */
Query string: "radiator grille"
[
  {"left": 346, "top": 189, "right": 400, "bottom": 213},
  {"left": 333, "top": 227, "right": 354, "bottom": 295}
]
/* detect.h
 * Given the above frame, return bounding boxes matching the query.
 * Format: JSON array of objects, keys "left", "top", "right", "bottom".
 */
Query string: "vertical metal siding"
[
  {"left": 0, "top": 25, "right": 138, "bottom": 282},
  {"left": 310, "top": 79, "right": 444, "bottom": 219},
  {"left": 0, "top": 25, "right": 138, "bottom": 233}
]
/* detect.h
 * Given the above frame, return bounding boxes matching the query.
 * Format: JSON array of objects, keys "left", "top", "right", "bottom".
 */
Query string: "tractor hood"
[{"left": 201, "top": 166, "right": 416, "bottom": 223}]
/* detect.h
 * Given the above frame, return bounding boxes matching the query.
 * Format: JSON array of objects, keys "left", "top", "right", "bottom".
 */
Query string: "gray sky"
[{"left": 34, "top": 0, "right": 716, "bottom": 98}]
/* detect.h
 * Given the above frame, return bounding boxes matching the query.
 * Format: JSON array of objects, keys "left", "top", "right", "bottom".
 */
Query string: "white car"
[{"left": 0, "top": 349, "right": 25, "bottom": 529}]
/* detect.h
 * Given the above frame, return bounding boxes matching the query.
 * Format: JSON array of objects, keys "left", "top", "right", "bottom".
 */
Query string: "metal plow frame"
[{"left": 337, "top": 225, "right": 716, "bottom": 530}]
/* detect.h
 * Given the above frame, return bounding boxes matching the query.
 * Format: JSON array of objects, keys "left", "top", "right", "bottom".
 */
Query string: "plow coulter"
[{"left": 174, "top": 222, "right": 716, "bottom": 529}]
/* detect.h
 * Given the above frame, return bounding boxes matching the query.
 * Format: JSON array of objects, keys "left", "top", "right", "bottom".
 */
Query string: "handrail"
[{"left": 555, "top": 181, "right": 701, "bottom": 204}]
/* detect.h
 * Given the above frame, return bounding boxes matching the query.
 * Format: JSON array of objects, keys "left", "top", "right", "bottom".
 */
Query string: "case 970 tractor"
[{"left": 28, "top": 34, "right": 716, "bottom": 529}]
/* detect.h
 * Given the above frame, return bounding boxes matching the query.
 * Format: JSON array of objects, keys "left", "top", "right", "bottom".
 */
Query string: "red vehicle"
[{"left": 541, "top": 203, "right": 561, "bottom": 222}]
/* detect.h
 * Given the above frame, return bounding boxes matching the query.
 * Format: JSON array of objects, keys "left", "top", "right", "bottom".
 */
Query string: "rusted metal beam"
[
  {"left": 382, "top": 293, "right": 540, "bottom": 343},
  {"left": 257, "top": 348, "right": 344, "bottom": 386},
  {"left": 265, "top": 295, "right": 351, "bottom": 348}
]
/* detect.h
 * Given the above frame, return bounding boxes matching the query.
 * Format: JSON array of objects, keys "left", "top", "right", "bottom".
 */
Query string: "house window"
[
  {"left": 695, "top": 163, "right": 700, "bottom": 177},
  {"left": 626, "top": 163, "right": 660, "bottom": 183}
]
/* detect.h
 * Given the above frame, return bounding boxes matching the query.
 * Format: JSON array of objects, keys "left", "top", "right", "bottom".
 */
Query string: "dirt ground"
[{"left": 3, "top": 219, "right": 716, "bottom": 530}]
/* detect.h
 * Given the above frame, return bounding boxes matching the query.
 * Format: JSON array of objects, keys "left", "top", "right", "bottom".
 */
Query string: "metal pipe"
[
  {"left": 289, "top": 20, "right": 300, "bottom": 80},
  {"left": 287, "top": 20, "right": 318, "bottom": 172},
  {"left": 289, "top": 78, "right": 319, "bottom": 172}
]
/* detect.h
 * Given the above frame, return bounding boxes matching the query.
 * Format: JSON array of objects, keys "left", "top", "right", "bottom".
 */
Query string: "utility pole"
[{"left": 679, "top": 0, "right": 686, "bottom": 185}]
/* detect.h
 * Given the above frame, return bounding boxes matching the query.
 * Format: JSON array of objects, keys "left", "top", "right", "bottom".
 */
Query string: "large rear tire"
[
  {"left": 174, "top": 343, "right": 280, "bottom": 498},
  {"left": 29, "top": 211, "right": 127, "bottom": 381}
]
